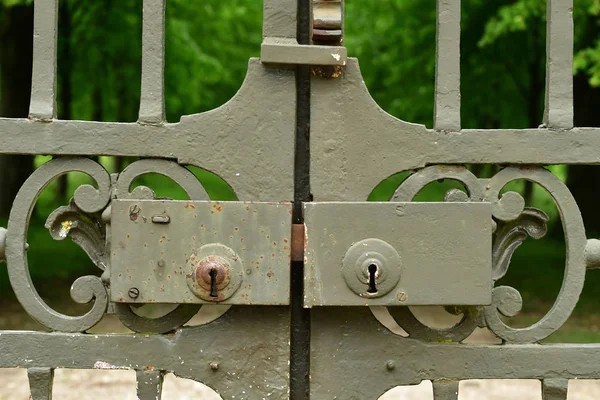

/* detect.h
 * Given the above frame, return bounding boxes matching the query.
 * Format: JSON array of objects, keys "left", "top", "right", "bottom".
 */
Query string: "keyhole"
[
  {"left": 367, "top": 264, "right": 378, "bottom": 293},
  {"left": 209, "top": 268, "right": 219, "bottom": 298}
]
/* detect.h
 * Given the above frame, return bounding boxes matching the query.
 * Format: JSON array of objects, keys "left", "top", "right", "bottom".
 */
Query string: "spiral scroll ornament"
[
  {"left": 385, "top": 165, "right": 586, "bottom": 344},
  {"left": 5, "top": 157, "right": 216, "bottom": 333}
]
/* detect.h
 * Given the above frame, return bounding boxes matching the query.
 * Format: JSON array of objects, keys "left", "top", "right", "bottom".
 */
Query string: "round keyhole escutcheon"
[
  {"left": 342, "top": 238, "right": 402, "bottom": 298},
  {"left": 186, "top": 243, "right": 243, "bottom": 302}
]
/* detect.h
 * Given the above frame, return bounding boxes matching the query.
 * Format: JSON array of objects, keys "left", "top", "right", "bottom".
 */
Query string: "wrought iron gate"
[{"left": 0, "top": 0, "right": 597, "bottom": 398}]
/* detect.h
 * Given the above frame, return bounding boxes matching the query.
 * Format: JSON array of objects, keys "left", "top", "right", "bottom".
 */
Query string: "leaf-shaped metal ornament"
[{"left": 492, "top": 207, "right": 549, "bottom": 282}]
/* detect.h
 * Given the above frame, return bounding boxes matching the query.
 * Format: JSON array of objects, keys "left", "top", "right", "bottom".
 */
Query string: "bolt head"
[
  {"left": 397, "top": 291, "right": 407, "bottom": 303},
  {"left": 386, "top": 360, "right": 395, "bottom": 371},
  {"left": 157, "top": 259, "right": 166, "bottom": 268},
  {"left": 128, "top": 287, "right": 140, "bottom": 299}
]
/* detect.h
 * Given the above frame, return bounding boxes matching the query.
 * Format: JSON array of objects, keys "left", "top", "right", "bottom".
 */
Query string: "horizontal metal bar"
[
  {"left": 261, "top": 38, "right": 347, "bottom": 65},
  {"left": 3, "top": 329, "right": 600, "bottom": 382},
  {"left": 310, "top": 308, "right": 600, "bottom": 397},
  {"left": 0, "top": 306, "right": 290, "bottom": 398},
  {"left": 4, "top": 117, "right": 600, "bottom": 164}
]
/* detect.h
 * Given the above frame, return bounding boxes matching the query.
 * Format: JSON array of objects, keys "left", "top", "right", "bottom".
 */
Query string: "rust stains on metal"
[
  {"left": 129, "top": 204, "right": 140, "bottom": 221},
  {"left": 291, "top": 223, "right": 305, "bottom": 262}
]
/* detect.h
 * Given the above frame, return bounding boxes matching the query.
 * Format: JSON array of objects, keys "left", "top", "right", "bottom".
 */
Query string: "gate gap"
[
  {"left": 378, "top": 380, "right": 433, "bottom": 400},
  {"left": 164, "top": 0, "right": 262, "bottom": 122},
  {"left": 344, "top": 0, "right": 437, "bottom": 127},
  {"left": 458, "top": 379, "right": 541, "bottom": 400},
  {"left": 0, "top": 369, "right": 29, "bottom": 400},
  {"left": 52, "top": 368, "right": 136, "bottom": 400},
  {"left": 461, "top": 1, "right": 546, "bottom": 129},
  {"left": 161, "top": 373, "right": 222, "bottom": 400},
  {"left": 57, "top": 1, "right": 142, "bottom": 122}
]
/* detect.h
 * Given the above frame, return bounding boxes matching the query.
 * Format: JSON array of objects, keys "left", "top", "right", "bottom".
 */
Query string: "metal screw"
[
  {"left": 157, "top": 260, "right": 166, "bottom": 268},
  {"left": 397, "top": 291, "right": 407, "bottom": 303},
  {"left": 386, "top": 360, "right": 395, "bottom": 371},
  {"left": 209, "top": 362, "right": 219, "bottom": 371},
  {"left": 128, "top": 287, "right": 140, "bottom": 299},
  {"left": 245, "top": 268, "right": 252, "bottom": 275}
]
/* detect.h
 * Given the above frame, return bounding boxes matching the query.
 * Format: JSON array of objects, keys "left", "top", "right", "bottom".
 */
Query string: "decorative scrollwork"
[
  {"left": 109, "top": 159, "right": 207, "bottom": 333},
  {"left": 5, "top": 157, "right": 218, "bottom": 333},
  {"left": 493, "top": 207, "right": 549, "bottom": 282},
  {"left": 385, "top": 165, "right": 484, "bottom": 342},
  {"left": 45, "top": 200, "right": 107, "bottom": 269},
  {"left": 482, "top": 167, "right": 586, "bottom": 344},
  {"left": 6, "top": 157, "right": 111, "bottom": 332},
  {"left": 384, "top": 165, "right": 587, "bottom": 344}
]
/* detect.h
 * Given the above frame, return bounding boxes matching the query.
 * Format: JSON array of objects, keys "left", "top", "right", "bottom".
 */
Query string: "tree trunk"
[{"left": 0, "top": 5, "right": 35, "bottom": 218}]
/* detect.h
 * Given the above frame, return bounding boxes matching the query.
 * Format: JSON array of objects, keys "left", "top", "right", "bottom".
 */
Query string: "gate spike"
[
  {"left": 432, "top": 380, "right": 459, "bottom": 400},
  {"left": 136, "top": 369, "right": 165, "bottom": 400},
  {"left": 542, "top": 379, "right": 568, "bottom": 400},
  {"left": 28, "top": 367, "right": 54, "bottom": 400}
]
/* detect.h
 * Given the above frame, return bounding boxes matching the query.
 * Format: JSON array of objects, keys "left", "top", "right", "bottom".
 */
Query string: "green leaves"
[{"left": 478, "top": 0, "right": 546, "bottom": 48}]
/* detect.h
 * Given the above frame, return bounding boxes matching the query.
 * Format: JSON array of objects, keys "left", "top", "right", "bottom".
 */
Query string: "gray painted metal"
[
  {"left": 434, "top": 0, "right": 461, "bottom": 131},
  {"left": 304, "top": 202, "right": 492, "bottom": 306},
  {"left": 261, "top": 38, "right": 347, "bottom": 66},
  {"left": 1, "top": 0, "right": 598, "bottom": 398},
  {"left": 0, "top": 307, "right": 290, "bottom": 398},
  {"left": 29, "top": 0, "right": 57, "bottom": 120},
  {"left": 110, "top": 200, "right": 292, "bottom": 305},
  {"left": 139, "top": 0, "right": 166, "bottom": 125},
  {"left": 544, "top": 0, "right": 573, "bottom": 129}
]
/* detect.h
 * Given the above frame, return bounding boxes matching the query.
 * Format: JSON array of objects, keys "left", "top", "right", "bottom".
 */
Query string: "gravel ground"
[{"left": 1, "top": 306, "right": 599, "bottom": 399}]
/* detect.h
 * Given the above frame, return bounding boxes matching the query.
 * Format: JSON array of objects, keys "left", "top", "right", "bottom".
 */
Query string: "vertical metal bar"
[
  {"left": 263, "top": 0, "right": 298, "bottom": 39},
  {"left": 433, "top": 380, "right": 459, "bottom": 400},
  {"left": 136, "top": 370, "right": 165, "bottom": 400},
  {"left": 542, "top": 379, "right": 568, "bottom": 400},
  {"left": 138, "top": 0, "right": 166, "bottom": 125},
  {"left": 434, "top": 0, "right": 461, "bottom": 131},
  {"left": 29, "top": 0, "right": 58, "bottom": 120},
  {"left": 543, "top": 0, "right": 573, "bottom": 129},
  {"left": 28, "top": 367, "right": 54, "bottom": 400},
  {"left": 290, "top": 0, "right": 311, "bottom": 398}
]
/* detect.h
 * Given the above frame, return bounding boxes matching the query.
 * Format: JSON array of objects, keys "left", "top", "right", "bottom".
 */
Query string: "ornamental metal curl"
[
  {"left": 6, "top": 157, "right": 111, "bottom": 332},
  {"left": 483, "top": 166, "right": 586, "bottom": 343},
  {"left": 386, "top": 165, "right": 586, "bottom": 344},
  {"left": 386, "top": 165, "right": 484, "bottom": 342},
  {"left": 110, "top": 159, "right": 208, "bottom": 333}
]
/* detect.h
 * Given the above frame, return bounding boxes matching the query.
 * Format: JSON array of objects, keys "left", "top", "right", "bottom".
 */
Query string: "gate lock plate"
[
  {"left": 303, "top": 202, "right": 492, "bottom": 307},
  {"left": 110, "top": 200, "right": 292, "bottom": 305},
  {"left": 111, "top": 200, "right": 492, "bottom": 307}
]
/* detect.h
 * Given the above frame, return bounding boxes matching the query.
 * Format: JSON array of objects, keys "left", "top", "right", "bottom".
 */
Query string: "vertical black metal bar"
[{"left": 290, "top": 0, "right": 311, "bottom": 398}]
